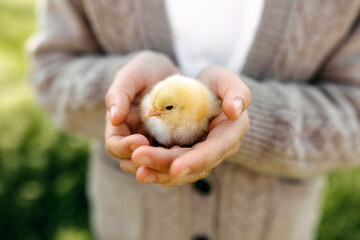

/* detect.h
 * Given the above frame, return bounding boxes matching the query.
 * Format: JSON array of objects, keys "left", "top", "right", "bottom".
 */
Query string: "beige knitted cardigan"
[{"left": 29, "top": 0, "right": 360, "bottom": 239}]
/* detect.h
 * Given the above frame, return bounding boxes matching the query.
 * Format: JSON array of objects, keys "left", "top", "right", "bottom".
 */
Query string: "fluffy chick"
[{"left": 140, "top": 75, "right": 221, "bottom": 147}]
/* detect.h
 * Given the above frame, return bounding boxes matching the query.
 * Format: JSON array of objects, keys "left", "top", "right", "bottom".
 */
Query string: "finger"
[
  {"left": 105, "top": 66, "right": 146, "bottom": 126},
  {"left": 167, "top": 171, "right": 210, "bottom": 185},
  {"left": 105, "top": 110, "right": 131, "bottom": 138},
  {"left": 106, "top": 132, "right": 149, "bottom": 159},
  {"left": 136, "top": 165, "right": 208, "bottom": 186},
  {"left": 169, "top": 139, "right": 223, "bottom": 178},
  {"left": 132, "top": 145, "right": 190, "bottom": 172},
  {"left": 162, "top": 173, "right": 208, "bottom": 186},
  {"left": 198, "top": 66, "right": 252, "bottom": 120},
  {"left": 170, "top": 113, "right": 249, "bottom": 178},
  {"left": 136, "top": 165, "right": 170, "bottom": 183},
  {"left": 119, "top": 159, "right": 139, "bottom": 174},
  {"left": 105, "top": 109, "right": 150, "bottom": 159}
]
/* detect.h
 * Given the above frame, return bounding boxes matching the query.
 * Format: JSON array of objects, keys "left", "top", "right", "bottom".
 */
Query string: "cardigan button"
[
  {"left": 193, "top": 179, "right": 211, "bottom": 195},
  {"left": 193, "top": 235, "right": 209, "bottom": 240}
]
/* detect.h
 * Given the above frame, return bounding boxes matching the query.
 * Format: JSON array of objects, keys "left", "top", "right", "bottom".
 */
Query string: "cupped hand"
[
  {"left": 105, "top": 51, "right": 179, "bottom": 174},
  {"left": 131, "top": 65, "right": 252, "bottom": 186}
]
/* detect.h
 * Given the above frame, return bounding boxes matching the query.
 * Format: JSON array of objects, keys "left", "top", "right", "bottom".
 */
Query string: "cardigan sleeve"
[
  {"left": 228, "top": 22, "right": 360, "bottom": 179},
  {"left": 28, "top": 0, "right": 137, "bottom": 139}
]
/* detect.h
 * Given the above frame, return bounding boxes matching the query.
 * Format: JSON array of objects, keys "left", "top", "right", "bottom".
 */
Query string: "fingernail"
[
  {"left": 110, "top": 105, "right": 117, "bottom": 124},
  {"left": 178, "top": 167, "right": 191, "bottom": 177},
  {"left": 129, "top": 144, "right": 138, "bottom": 151},
  {"left": 143, "top": 174, "right": 156, "bottom": 183},
  {"left": 233, "top": 98, "right": 243, "bottom": 118}
]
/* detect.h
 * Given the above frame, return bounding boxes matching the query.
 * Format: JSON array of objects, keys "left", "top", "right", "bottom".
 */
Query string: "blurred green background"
[
  {"left": 1, "top": 1, "right": 360, "bottom": 240},
  {"left": 0, "top": 0, "right": 91, "bottom": 239}
]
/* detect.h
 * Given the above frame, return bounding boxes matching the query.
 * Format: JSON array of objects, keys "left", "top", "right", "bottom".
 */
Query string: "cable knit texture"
[{"left": 29, "top": 0, "right": 360, "bottom": 239}]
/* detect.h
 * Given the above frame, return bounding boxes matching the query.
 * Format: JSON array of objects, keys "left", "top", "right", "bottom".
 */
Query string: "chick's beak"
[{"left": 145, "top": 105, "right": 163, "bottom": 118}]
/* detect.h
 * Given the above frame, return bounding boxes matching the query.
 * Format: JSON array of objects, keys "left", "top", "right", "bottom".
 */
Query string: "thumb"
[{"left": 198, "top": 66, "right": 252, "bottom": 121}]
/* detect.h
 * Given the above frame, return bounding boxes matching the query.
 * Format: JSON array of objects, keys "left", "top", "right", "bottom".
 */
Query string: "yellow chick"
[{"left": 140, "top": 75, "right": 221, "bottom": 147}]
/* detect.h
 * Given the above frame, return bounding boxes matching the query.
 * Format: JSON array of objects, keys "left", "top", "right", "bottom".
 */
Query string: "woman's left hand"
[{"left": 132, "top": 66, "right": 252, "bottom": 186}]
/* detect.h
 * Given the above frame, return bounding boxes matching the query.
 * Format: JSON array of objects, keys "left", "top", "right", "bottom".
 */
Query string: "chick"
[{"left": 140, "top": 75, "right": 221, "bottom": 147}]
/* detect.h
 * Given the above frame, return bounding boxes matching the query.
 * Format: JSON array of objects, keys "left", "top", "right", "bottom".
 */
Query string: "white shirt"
[{"left": 165, "top": 0, "right": 265, "bottom": 78}]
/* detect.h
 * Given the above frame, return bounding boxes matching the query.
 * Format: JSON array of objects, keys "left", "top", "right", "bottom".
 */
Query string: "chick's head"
[{"left": 145, "top": 75, "right": 209, "bottom": 125}]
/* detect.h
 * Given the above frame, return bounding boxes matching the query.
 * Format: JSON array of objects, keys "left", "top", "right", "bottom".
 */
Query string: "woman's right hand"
[{"left": 105, "top": 51, "right": 179, "bottom": 174}]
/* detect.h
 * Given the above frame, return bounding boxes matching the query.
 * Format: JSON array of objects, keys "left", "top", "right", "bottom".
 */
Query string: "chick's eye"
[{"left": 165, "top": 105, "right": 174, "bottom": 110}]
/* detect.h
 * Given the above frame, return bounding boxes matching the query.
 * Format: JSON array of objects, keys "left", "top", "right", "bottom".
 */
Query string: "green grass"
[{"left": 1, "top": 1, "right": 360, "bottom": 240}]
